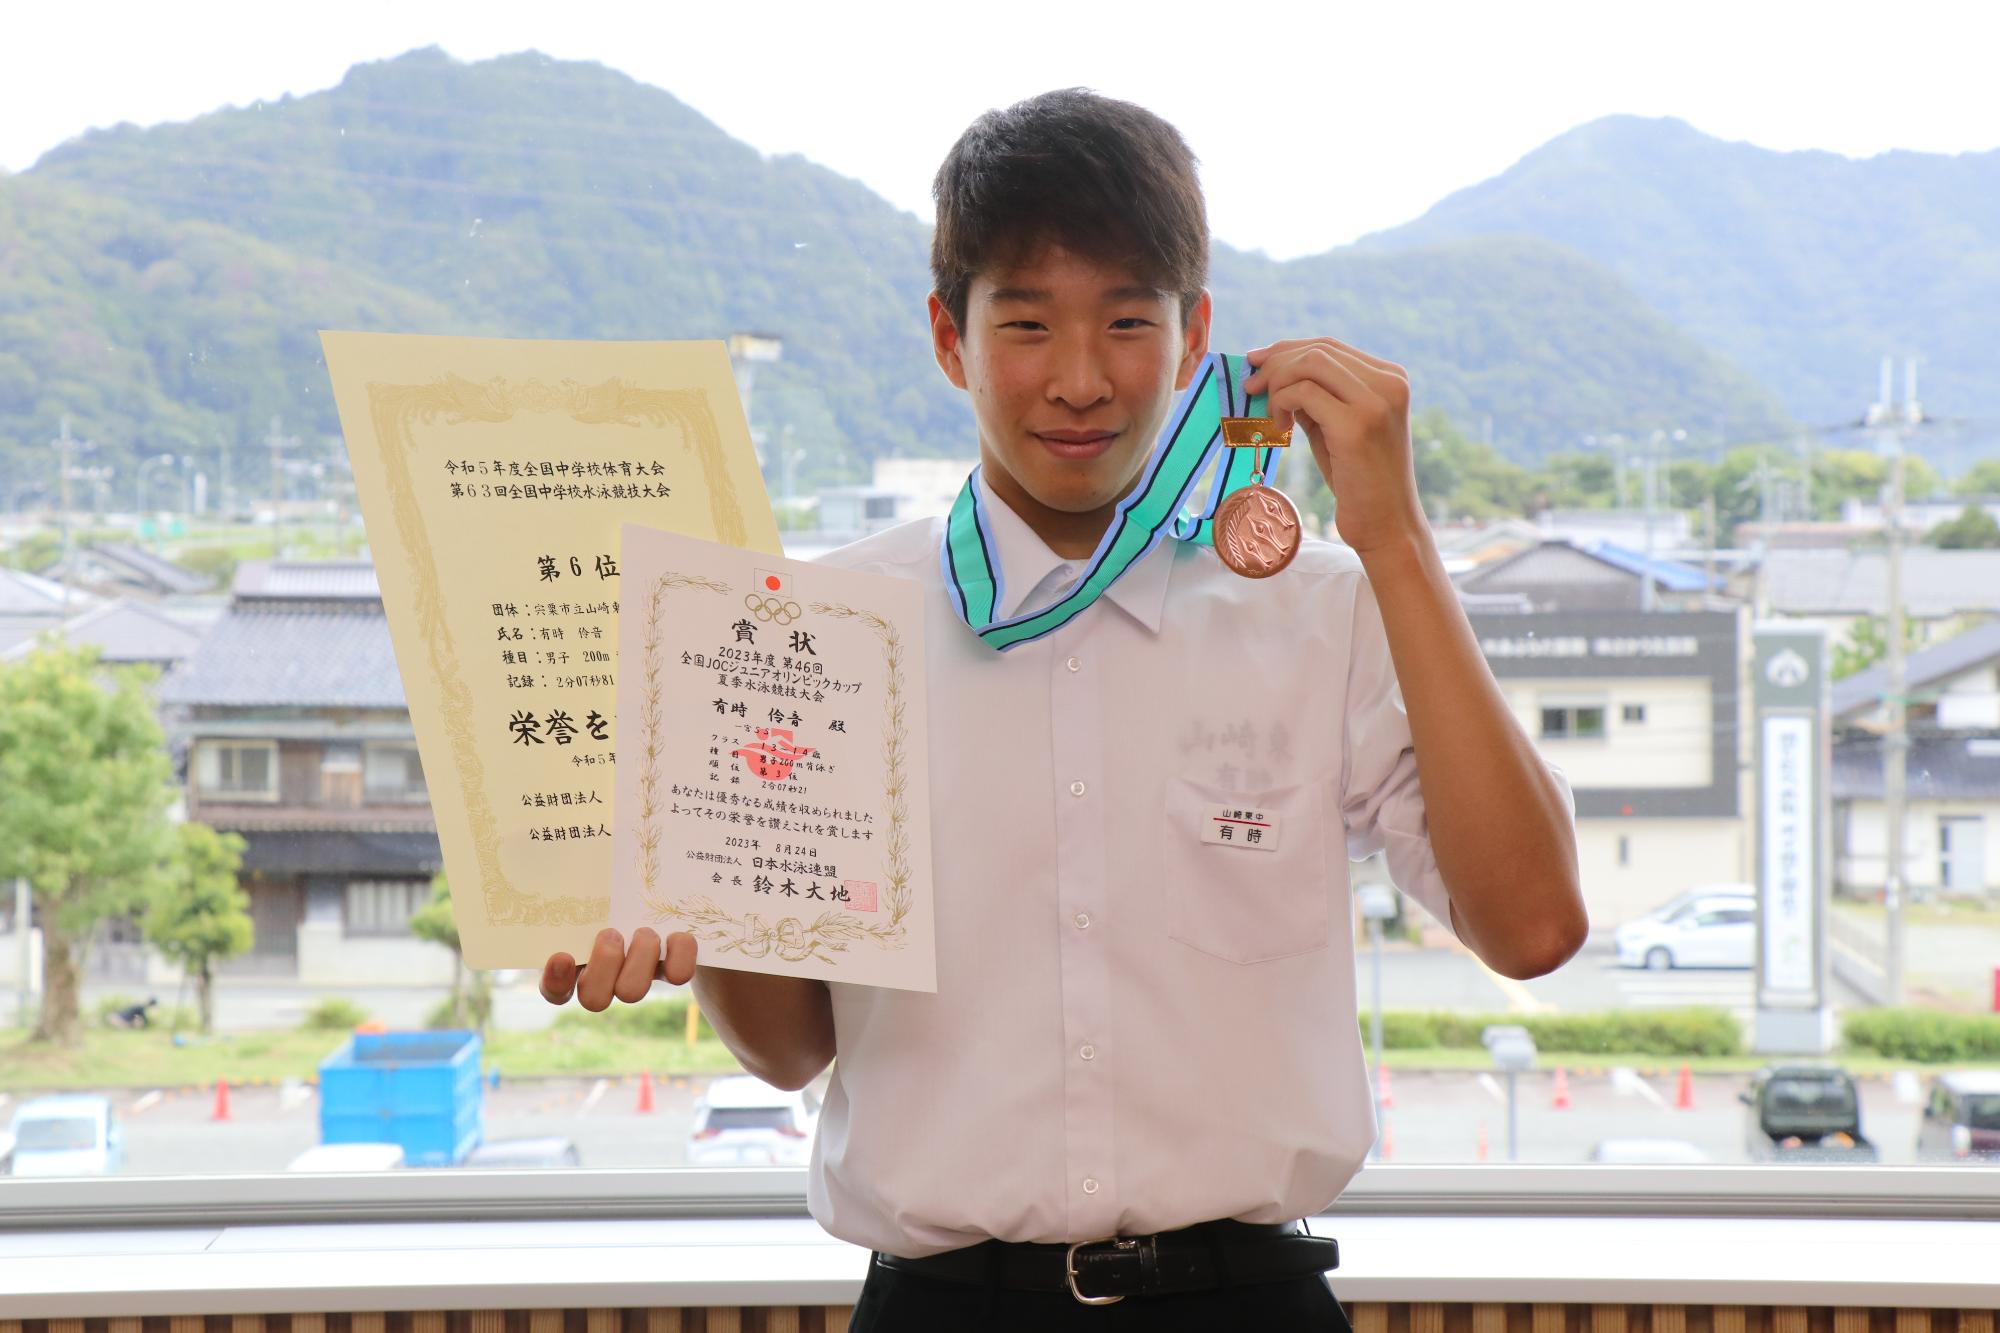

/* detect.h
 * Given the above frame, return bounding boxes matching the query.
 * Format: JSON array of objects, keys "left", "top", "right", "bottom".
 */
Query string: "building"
[
  {"left": 0, "top": 598, "right": 205, "bottom": 673},
  {"left": 0, "top": 568, "right": 96, "bottom": 656},
  {"left": 1455, "top": 539, "right": 1726, "bottom": 614},
  {"left": 156, "top": 560, "right": 450, "bottom": 985},
  {"left": 1758, "top": 548, "right": 2000, "bottom": 645},
  {"left": 813, "top": 458, "right": 977, "bottom": 546},
  {"left": 1472, "top": 609, "right": 1747, "bottom": 926},
  {"left": 1830, "top": 620, "right": 2000, "bottom": 901}
]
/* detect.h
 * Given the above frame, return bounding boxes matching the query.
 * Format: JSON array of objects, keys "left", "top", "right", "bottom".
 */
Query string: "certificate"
[
  {"left": 322, "top": 332, "right": 781, "bottom": 969},
  {"left": 609, "top": 524, "right": 935, "bottom": 992}
]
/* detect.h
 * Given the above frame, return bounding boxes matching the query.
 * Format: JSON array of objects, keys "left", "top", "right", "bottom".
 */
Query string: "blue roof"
[{"left": 1580, "top": 540, "right": 1719, "bottom": 593}]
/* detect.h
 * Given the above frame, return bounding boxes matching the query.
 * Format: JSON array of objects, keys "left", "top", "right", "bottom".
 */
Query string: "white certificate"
[{"left": 609, "top": 523, "right": 936, "bottom": 992}]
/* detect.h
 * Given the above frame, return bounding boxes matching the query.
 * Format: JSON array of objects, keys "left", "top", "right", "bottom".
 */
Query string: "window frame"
[
  {"left": 341, "top": 877, "right": 431, "bottom": 938},
  {"left": 363, "top": 740, "right": 429, "bottom": 803},
  {"left": 193, "top": 739, "right": 281, "bottom": 803}
]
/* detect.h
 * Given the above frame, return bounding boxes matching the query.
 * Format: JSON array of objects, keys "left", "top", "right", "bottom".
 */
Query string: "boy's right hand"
[{"left": 540, "top": 927, "right": 698, "bottom": 1010}]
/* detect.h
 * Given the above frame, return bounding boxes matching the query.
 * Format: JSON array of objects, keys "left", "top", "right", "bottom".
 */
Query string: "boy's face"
[{"left": 930, "top": 245, "right": 1211, "bottom": 520}]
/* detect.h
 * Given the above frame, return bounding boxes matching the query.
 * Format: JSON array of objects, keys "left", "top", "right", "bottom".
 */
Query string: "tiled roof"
[
  {"left": 1762, "top": 549, "right": 2000, "bottom": 617},
  {"left": 1833, "top": 620, "right": 2000, "bottom": 720},
  {"left": 1834, "top": 733, "right": 2000, "bottom": 801},
  {"left": 0, "top": 569, "right": 86, "bottom": 616},
  {"left": 157, "top": 605, "right": 405, "bottom": 708},
  {"left": 232, "top": 559, "right": 381, "bottom": 601},
  {"left": 83, "top": 543, "right": 214, "bottom": 595},
  {"left": 0, "top": 598, "right": 206, "bottom": 666},
  {"left": 234, "top": 829, "right": 442, "bottom": 877}
]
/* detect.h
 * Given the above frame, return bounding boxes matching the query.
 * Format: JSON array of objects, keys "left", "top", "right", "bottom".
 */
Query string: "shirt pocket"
[{"left": 1164, "top": 774, "right": 1335, "bottom": 965}]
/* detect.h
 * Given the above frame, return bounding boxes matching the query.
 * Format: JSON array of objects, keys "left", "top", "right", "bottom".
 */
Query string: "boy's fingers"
[
  {"left": 616, "top": 928, "right": 662, "bottom": 1003},
  {"left": 662, "top": 931, "right": 698, "bottom": 986},
  {"left": 576, "top": 929, "right": 626, "bottom": 1012},
  {"left": 539, "top": 953, "right": 578, "bottom": 1005}
]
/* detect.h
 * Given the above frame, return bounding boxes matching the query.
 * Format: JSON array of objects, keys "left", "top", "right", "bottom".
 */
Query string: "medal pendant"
[
  {"left": 1214, "top": 481, "right": 1302, "bottom": 579},
  {"left": 1214, "top": 417, "right": 1300, "bottom": 579}
]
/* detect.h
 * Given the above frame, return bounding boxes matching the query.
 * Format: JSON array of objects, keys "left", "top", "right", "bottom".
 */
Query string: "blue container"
[{"left": 317, "top": 1030, "right": 484, "bottom": 1166}]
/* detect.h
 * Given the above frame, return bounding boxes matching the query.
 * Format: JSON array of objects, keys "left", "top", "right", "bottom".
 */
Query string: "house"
[
  {"left": 1471, "top": 609, "right": 1747, "bottom": 925},
  {"left": 0, "top": 568, "right": 96, "bottom": 656},
  {"left": 57, "top": 542, "right": 217, "bottom": 600},
  {"left": 1758, "top": 548, "right": 2000, "bottom": 645},
  {"left": 155, "top": 560, "right": 450, "bottom": 985},
  {"left": 1455, "top": 538, "right": 1726, "bottom": 613},
  {"left": 0, "top": 598, "right": 205, "bottom": 673},
  {"left": 1830, "top": 620, "right": 2000, "bottom": 901}
]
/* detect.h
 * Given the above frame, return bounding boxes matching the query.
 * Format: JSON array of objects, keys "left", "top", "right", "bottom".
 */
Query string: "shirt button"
[
  {"left": 1080, "top": 1044, "right": 1096, "bottom": 1061},
  {"left": 1066, "top": 656, "right": 1082, "bottom": 673},
  {"left": 1082, "top": 1178, "right": 1100, "bottom": 1195},
  {"left": 1069, "top": 780, "right": 1087, "bottom": 797},
  {"left": 1074, "top": 912, "right": 1091, "bottom": 929}
]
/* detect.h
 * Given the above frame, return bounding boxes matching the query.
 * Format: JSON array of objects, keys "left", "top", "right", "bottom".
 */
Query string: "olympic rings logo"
[{"left": 745, "top": 593, "right": 804, "bottom": 625}]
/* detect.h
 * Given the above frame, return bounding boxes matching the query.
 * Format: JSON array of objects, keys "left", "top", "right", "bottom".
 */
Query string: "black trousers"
[{"left": 849, "top": 1252, "right": 1353, "bottom": 1332}]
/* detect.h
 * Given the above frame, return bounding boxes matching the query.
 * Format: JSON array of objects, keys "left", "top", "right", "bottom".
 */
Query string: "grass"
[
  {"left": 1833, "top": 899, "right": 2000, "bottom": 929},
  {"left": 1366, "top": 1047, "right": 2000, "bottom": 1076},
  {"left": 0, "top": 1024, "right": 745, "bottom": 1094}
]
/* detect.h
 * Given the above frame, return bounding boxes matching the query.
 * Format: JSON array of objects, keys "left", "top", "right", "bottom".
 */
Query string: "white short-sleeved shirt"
[{"left": 805, "top": 473, "right": 1525, "bottom": 1259}]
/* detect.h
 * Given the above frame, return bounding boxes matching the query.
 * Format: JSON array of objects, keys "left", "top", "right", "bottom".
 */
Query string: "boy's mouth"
[{"left": 1034, "top": 429, "right": 1119, "bottom": 461}]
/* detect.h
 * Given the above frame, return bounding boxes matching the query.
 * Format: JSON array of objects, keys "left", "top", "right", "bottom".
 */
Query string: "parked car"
[
  {"left": 287, "top": 1142, "right": 407, "bottom": 1172},
  {"left": 462, "top": 1136, "right": 582, "bottom": 1168},
  {"left": 5, "top": 1094, "right": 125, "bottom": 1177},
  {"left": 1740, "top": 1065, "right": 1877, "bottom": 1163},
  {"left": 687, "top": 1075, "right": 820, "bottom": 1167},
  {"left": 1916, "top": 1071, "right": 2000, "bottom": 1162},
  {"left": 1615, "top": 889, "right": 1756, "bottom": 970},
  {"left": 1586, "top": 1138, "right": 1710, "bottom": 1164}
]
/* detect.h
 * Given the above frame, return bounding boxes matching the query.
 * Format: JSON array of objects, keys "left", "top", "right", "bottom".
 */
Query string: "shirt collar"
[{"left": 972, "top": 468, "right": 1173, "bottom": 636}]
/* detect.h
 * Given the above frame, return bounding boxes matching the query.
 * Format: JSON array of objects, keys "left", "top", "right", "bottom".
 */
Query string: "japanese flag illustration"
[{"left": 754, "top": 569, "right": 792, "bottom": 597}]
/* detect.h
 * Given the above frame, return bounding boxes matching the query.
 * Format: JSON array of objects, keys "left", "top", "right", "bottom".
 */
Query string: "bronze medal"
[{"left": 1214, "top": 418, "right": 1302, "bottom": 579}]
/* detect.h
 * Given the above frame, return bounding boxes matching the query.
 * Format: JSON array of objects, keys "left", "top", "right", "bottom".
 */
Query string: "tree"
[
  {"left": 0, "top": 642, "right": 175, "bottom": 1046},
  {"left": 143, "top": 823, "right": 251, "bottom": 1034},
  {"left": 1833, "top": 615, "right": 1922, "bottom": 681},
  {"left": 1954, "top": 460, "right": 2000, "bottom": 497},
  {"left": 1411, "top": 408, "right": 1534, "bottom": 521},
  {"left": 1929, "top": 505, "right": 2000, "bottom": 550},
  {"left": 1812, "top": 448, "right": 1942, "bottom": 520},
  {"left": 409, "top": 873, "right": 491, "bottom": 1034}
]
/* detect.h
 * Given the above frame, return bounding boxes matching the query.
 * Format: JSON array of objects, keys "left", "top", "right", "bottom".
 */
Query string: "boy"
[{"left": 543, "top": 89, "right": 1584, "bottom": 1329}]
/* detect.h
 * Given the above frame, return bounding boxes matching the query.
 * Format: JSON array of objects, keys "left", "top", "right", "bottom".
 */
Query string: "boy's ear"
[
  {"left": 1175, "top": 290, "right": 1214, "bottom": 391},
  {"left": 929, "top": 293, "right": 970, "bottom": 391}
]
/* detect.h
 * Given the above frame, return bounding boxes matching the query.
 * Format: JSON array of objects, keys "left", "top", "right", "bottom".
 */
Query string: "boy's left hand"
[{"left": 1243, "top": 338, "right": 1426, "bottom": 557}]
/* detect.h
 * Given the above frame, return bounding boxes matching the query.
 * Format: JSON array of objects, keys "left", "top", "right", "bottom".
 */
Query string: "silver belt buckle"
[{"left": 1065, "top": 1236, "right": 1136, "bottom": 1305}]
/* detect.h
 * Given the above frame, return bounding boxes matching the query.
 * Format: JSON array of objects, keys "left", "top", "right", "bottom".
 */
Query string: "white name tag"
[{"left": 1200, "top": 805, "right": 1281, "bottom": 851}]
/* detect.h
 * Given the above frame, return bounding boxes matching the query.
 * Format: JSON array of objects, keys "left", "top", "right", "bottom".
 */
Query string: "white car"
[
  {"left": 1615, "top": 890, "right": 1757, "bottom": 970},
  {"left": 687, "top": 1075, "right": 819, "bottom": 1167},
  {"left": 6, "top": 1095, "right": 124, "bottom": 1177}
]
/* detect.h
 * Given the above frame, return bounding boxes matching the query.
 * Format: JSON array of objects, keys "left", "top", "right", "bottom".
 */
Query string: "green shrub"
[
  {"left": 1844, "top": 1008, "right": 2000, "bottom": 1062},
  {"left": 301, "top": 997, "right": 372, "bottom": 1031},
  {"left": 1360, "top": 1007, "right": 1741, "bottom": 1057}
]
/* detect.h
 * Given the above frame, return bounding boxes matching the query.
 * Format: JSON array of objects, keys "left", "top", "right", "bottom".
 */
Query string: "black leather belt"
[{"left": 873, "top": 1219, "right": 1339, "bottom": 1305}]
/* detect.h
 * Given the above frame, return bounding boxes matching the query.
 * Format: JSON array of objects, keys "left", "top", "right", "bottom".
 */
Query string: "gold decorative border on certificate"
[
  {"left": 638, "top": 581, "right": 912, "bottom": 964},
  {"left": 366, "top": 374, "right": 749, "bottom": 929}
]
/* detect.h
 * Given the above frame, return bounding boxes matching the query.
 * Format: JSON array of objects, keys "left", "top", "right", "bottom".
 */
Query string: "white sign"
[
  {"left": 1761, "top": 714, "right": 1815, "bottom": 993},
  {"left": 609, "top": 524, "right": 936, "bottom": 992}
]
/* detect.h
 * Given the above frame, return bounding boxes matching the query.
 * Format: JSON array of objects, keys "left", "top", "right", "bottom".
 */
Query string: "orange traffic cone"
[
  {"left": 1675, "top": 1064, "right": 1696, "bottom": 1111},
  {"left": 1377, "top": 1063, "right": 1395, "bottom": 1110},
  {"left": 1476, "top": 1122, "right": 1489, "bottom": 1163},
  {"left": 211, "top": 1078, "right": 232, "bottom": 1122},
  {"left": 636, "top": 1071, "right": 656, "bottom": 1114},
  {"left": 1551, "top": 1067, "right": 1571, "bottom": 1110},
  {"left": 1378, "top": 1122, "right": 1394, "bottom": 1162}
]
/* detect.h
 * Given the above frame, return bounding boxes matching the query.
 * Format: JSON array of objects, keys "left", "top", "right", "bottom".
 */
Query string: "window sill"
[{"left": 6, "top": 1166, "right": 2000, "bottom": 1315}]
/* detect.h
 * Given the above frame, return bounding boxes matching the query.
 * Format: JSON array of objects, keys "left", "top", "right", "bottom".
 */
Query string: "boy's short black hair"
[{"left": 931, "top": 89, "right": 1209, "bottom": 331}]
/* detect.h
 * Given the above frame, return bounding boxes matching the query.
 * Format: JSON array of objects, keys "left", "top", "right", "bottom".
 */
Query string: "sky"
[{"left": 4, "top": 0, "right": 1997, "bottom": 260}]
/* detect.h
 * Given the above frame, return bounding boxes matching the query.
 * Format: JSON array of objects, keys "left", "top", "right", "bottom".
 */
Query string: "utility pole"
[
  {"left": 1873, "top": 355, "right": 1925, "bottom": 1007},
  {"left": 54, "top": 418, "right": 74, "bottom": 612},
  {"left": 266, "top": 416, "right": 297, "bottom": 560}
]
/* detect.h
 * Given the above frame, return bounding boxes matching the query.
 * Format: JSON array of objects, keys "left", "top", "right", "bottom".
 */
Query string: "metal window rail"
[{"left": 5, "top": 1164, "right": 2000, "bottom": 1231}]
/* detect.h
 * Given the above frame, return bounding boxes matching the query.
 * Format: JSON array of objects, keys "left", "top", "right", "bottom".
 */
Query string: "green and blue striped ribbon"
[{"left": 940, "top": 351, "right": 1276, "bottom": 652}]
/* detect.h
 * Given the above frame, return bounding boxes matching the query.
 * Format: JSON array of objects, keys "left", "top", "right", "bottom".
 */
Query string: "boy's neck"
[{"left": 981, "top": 462, "right": 1120, "bottom": 561}]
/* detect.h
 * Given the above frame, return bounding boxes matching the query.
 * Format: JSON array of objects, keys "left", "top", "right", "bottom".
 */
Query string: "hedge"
[
  {"left": 1360, "top": 1007, "right": 1741, "bottom": 1058},
  {"left": 1843, "top": 1008, "right": 2000, "bottom": 1062}
]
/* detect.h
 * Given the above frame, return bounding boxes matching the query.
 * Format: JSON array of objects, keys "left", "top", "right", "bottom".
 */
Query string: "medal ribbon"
[{"left": 941, "top": 350, "right": 1277, "bottom": 652}]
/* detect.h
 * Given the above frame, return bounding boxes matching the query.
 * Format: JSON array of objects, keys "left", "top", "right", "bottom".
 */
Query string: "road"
[{"left": 12, "top": 1064, "right": 1953, "bottom": 1178}]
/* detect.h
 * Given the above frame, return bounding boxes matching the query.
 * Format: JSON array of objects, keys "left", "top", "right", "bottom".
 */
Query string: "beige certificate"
[{"left": 322, "top": 332, "right": 781, "bottom": 968}]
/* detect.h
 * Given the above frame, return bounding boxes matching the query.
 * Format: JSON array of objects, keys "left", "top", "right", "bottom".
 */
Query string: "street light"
[
  {"left": 1358, "top": 884, "right": 1399, "bottom": 1160},
  {"left": 136, "top": 453, "right": 176, "bottom": 544},
  {"left": 1482, "top": 1023, "right": 1539, "bottom": 1162}
]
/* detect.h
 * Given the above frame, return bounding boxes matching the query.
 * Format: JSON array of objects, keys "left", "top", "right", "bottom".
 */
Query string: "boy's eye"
[
  {"left": 1111, "top": 318, "right": 1154, "bottom": 330},
  {"left": 1001, "top": 320, "right": 1047, "bottom": 331}
]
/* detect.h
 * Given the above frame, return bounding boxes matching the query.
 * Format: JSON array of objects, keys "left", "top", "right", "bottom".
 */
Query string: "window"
[
  {"left": 1540, "top": 704, "right": 1606, "bottom": 740},
  {"left": 343, "top": 879, "right": 430, "bottom": 936},
  {"left": 364, "top": 743, "right": 428, "bottom": 801},
  {"left": 1622, "top": 703, "right": 1647, "bottom": 723},
  {"left": 193, "top": 741, "right": 277, "bottom": 800}
]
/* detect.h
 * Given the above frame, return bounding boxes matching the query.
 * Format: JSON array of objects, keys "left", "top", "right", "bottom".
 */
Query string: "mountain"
[
  {"left": 1353, "top": 114, "right": 2000, "bottom": 434},
  {"left": 5, "top": 50, "right": 1794, "bottom": 492}
]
